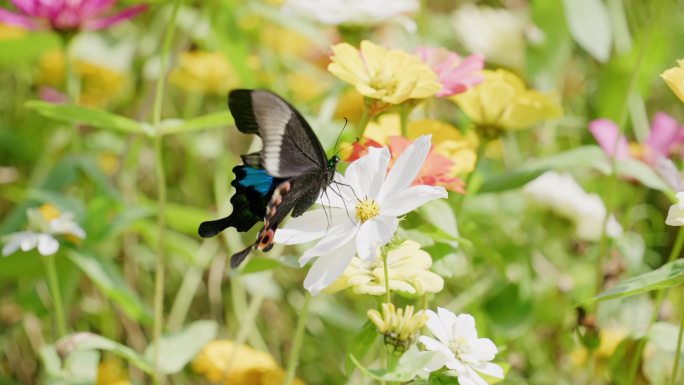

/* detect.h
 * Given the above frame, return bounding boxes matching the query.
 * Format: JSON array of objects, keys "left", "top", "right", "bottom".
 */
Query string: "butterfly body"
[{"left": 198, "top": 89, "right": 338, "bottom": 268}]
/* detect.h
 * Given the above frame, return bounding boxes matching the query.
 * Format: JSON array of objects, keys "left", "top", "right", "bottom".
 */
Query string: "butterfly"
[{"left": 198, "top": 89, "right": 339, "bottom": 268}]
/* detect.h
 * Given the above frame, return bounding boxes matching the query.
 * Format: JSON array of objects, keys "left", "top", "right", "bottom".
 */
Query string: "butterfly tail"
[
  {"left": 198, "top": 216, "right": 235, "bottom": 238},
  {"left": 230, "top": 245, "right": 255, "bottom": 268}
]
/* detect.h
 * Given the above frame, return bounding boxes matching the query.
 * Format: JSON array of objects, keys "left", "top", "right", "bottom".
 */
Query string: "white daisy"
[
  {"left": 274, "top": 135, "right": 447, "bottom": 295},
  {"left": 2, "top": 204, "right": 86, "bottom": 257},
  {"left": 283, "top": 0, "right": 419, "bottom": 29},
  {"left": 419, "top": 308, "right": 504, "bottom": 385}
]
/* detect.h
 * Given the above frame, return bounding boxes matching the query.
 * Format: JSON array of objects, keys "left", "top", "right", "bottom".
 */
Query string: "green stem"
[
  {"left": 356, "top": 103, "right": 371, "bottom": 138},
  {"left": 382, "top": 248, "right": 391, "bottom": 304},
  {"left": 43, "top": 254, "right": 67, "bottom": 338},
  {"left": 151, "top": 0, "right": 183, "bottom": 382},
  {"left": 671, "top": 293, "right": 684, "bottom": 385},
  {"left": 62, "top": 34, "right": 83, "bottom": 151},
  {"left": 284, "top": 293, "right": 311, "bottom": 385},
  {"left": 626, "top": 226, "right": 684, "bottom": 384}
]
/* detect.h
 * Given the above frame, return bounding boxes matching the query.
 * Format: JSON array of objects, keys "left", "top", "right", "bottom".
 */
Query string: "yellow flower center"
[
  {"left": 355, "top": 199, "right": 380, "bottom": 223},
  {"left": 369, "top": 72, "right": 398, "bottom": 95},
  {"left": 39, "top": 204, "right": 61, "bottom": 222}
]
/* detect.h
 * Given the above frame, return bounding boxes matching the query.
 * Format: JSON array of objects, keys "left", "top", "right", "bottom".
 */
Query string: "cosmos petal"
[
  {"left": 274, "top": 208, "right": 347, "bottom": 245},
  {"left": 382, "top": 185, "right": 447, "bottom": 216},
  {"left": 355, "top": 216, "right": 398, "bottom": 261},
  {"left": 378, "top": 135, "right": 431, "bottom": 202},
  {"left": 303, "top": 239, "right": 356, "bottom": 295},
  {"left": 300, "top": 221, "right": 357, "bottom": 264}
]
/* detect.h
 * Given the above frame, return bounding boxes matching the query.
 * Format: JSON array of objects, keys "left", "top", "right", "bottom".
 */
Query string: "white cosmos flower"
[
  {"left": 274, "top": 135, "right": 447, "bottom": 295},
  {"left": 282, "top": 0, "right": 419, "bottom": 30},
  {"left": 2, "top": 204, "right": 86, "bottom": 257},
  {"left": 419, "top": 308, "right": 504, "bottom": 385}
]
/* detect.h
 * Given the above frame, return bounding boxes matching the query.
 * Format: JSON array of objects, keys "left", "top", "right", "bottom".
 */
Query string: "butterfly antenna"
[{"left": 332, "top": 118, "right": 348, "bottom": 154}]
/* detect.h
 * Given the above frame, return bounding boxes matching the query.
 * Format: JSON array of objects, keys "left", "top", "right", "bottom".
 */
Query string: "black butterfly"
[{"left": 198, "top": 89, "right": 339, "bottom": 268}]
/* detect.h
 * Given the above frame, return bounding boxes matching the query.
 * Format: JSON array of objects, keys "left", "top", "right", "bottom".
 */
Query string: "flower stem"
[
  {"left": 398, "top": 104, "right": 410, "bottom": 137},
  {"left": 626, "top": 226, "right": 684, "bottom": 384},
  {"left": 151, "top": 0, "right": 183, "bottom": 382},
  {"left": 357, "top": 102, "right": 371, "bottom": 138},
  {"left": 43, "top": 254, "right": 67, "bottom": 338},
  {"left": 284, "top": 293, "right": 311, "bottom": 385},
  {"left": 671, "top": 293, "right": 684, "bottom": 385},
  {"left": 382, "top": 248, "right": 391, "bottom": 304}
]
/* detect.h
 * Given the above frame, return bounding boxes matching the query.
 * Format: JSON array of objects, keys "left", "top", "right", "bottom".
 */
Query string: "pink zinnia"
[
  {"left": 0, "top": 0, "right": 148, "bottom": 31},
  {"left": 415, "top": 46, "right": 484, "bottom": 97},
  {"left": 589, "top": 112, "right": 684, "bottom": 164}
]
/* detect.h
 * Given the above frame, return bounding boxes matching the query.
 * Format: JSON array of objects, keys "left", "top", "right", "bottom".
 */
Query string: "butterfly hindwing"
[{"left": 228, "top": 89, "right": 328, "bottom": 178}]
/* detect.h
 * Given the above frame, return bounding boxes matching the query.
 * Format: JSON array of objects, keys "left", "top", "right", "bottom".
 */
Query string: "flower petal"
[
  {"left": 425, "top": 309, "right": 450, "bottom": 343},
  {"left": 355, "top": 215, "right": 398, "bottom": 261},
  {"left": 419, "top": 336, "right": 455, "bottom": 360},
  {"left": 378, "top": 135, "right": 432, "bottom": 202},
  {"left": 2, "top": 232, "right": 30, "bottom": 256},
  {"left": 82, "top": 4, "right": 148, "bottom": 30},
  {"left": 647, "top": 112, "right": 682, "bottom": 159},
  {"left": 37, "top": 234, "right": 59, "bottom": 256},
  {"left": 588, "top": 118, "right": 630, "bottom": 160},
  {"left": 300, "top": 221, "right": 357, "bottom": 264},
  {"left": 0, "top": 8, "right": 37, "bottom": 29},
  {"left": 344, "top": 146, "right": 390, "bottom": 199},
  {"left": 303, "top": 239, "right": 356, "bottom": 295},
  {"left": 274, "top": 208, "right": 348, "bottom": 245},
  {"left": 474, "top": 362, "right": 504, "bottom": 378},
  {"left": 382, "top": 185, "right": 447, "bottom": 216}
]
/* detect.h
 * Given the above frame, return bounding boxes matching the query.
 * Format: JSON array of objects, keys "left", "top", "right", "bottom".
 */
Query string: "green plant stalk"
[
  {"left": 62, "top": 33, "right": 83, "bottom": 151},
  {"left": 151, "top": 0, "right": 183, "bottom": 382},
  {"left": 627, "top": 226, "right": 684, "bottom": 384},
  {"left": 284, "top": 293, "right": 312, "bottom": 385},
  {"left": 671, "top": 293, "right": 684, "bottom": 385},
  {"left": 398, "top": 104, "right": 410, "bottom": 137},
  {"left": 382, "top": 248, "right": 391, "bottom": 304},
  {"left": 43, "top": 254, "right": 67, "bottom": 337},
  {"left": 357, "top": 102, "right": 371, "bottom": 138}
]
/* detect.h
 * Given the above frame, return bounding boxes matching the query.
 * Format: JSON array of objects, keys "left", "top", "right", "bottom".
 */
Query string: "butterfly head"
[{"left": 328, "top": 155, "right": 340, "bottom": 170}]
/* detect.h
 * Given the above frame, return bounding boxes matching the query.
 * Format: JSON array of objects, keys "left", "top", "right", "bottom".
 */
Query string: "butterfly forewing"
[{"left": 228, "top": 90, "right": 327, "bottom": 177}]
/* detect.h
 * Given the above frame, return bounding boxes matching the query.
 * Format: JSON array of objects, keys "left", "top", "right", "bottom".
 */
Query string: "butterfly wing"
[{"left": 228, "top": 89, "right": 328, "bottom": 177}]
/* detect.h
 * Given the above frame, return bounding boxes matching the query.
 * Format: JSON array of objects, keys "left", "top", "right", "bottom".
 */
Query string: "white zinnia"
[
  {"left": 274, "top": 135, "right": 447, "bottom": 295},
  {"left": 2, "top": 205, "right": 86, "bottom": 257},
  {"left": 452, "top": 4, "right": 532, "bottom": 69},
  {"left": 283, "top": 0, "right": 419, "bottom": 30},
  {"left": 419, "top": 308, "right": 504, "bottom": 385},
  {"left": 523, "top": 171, "right": 622, "bottom": 241},
  {"left": 665, "top": 192, "right": 684, "bottom": 226}
]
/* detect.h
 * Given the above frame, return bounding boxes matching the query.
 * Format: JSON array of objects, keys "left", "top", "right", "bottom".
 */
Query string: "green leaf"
[
  {"left": 350, "top": 346, "right": 436, "bottom": 382},
  {"left": 593, "top": 259, "right": 684, "bottom": 301},
  {"left": 562, "top": 0, "right": 612, "bottom": 62},
  {"left": 67, "top": 251, "right": 152, "bottom": 323},
  {"left": 345, "top": 320, "right": 379, "bottom": 376},
  {"left": 479, "top": 146, "right": 609, "bottom": 193},
  {"left": 0, "top": 33, "right": 60, "bottom": 67},
  {"left": 157, "top": 112, "right": 233, "bottom": 136},
  {"left": 616, "top": 158, "right": 672, "bottom": 194},
  {"left": 57, "top": 332, "right": 153, "bottom": 374},
  {"left": 25, "top": 101, "right": 148, "bottom": 135},
  {"left": 144, "top": 320, "right": 218, "bottom": 374}
]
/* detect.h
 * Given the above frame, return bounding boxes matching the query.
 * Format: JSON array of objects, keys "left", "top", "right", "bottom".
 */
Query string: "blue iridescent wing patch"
[{"left": 234, "top": 166, "right": 275, "bottom": 196}]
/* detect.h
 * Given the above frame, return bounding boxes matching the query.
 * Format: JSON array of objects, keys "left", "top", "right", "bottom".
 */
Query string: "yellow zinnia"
[
  {"left": 192, "top": 340, "right": 305, "bottom": 385},
  {"left": 325, "top": 240, "right": 444, "bottom": 296},
  {"left": 451, "top": 69, "right": 562, "bottom": 132},
  {"left": 169, "top": 51, "right": 239, "bottom": 96},
  {"left": 661, "top": 59, "right": 684, "bottom": 104},
  {"left": 96, "top": 359, "right": 131, "bottom": 385},
  {"left": 328, "top": 40, "right": 441, "bottom": 105}
]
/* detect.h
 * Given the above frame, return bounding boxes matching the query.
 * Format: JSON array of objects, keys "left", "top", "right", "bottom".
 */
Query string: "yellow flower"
[
  {"left": 328, "top": 40, "right": 441, "bottom": 105},
  {"left": 661, "top": 59, "right": 684, "bottom": 103},
  {"left": 192, "top": 340, "right": 305, "bottom": 385},
  {"left": 363, "top": 115, "right": 479, "bottom": 175},
  {"left": 368, "top": 303, "right": 428, "bottom": 354},
  {"left": 0, "top": 23, "right": 26, "bottom": 41},
  {"left": 451, "top": 69, "right": 562, "bottom": 131},
  {"left": 96, "top": 359, "right": 131, "bottom": 385},
  {"left": 326, "top": 240, "right": 444, "bottom": 296},
  {"left": 334, "top": 88, "right": 365, "bottom": 122},
  {"left": 35, "top": 49, "right": 127, "bottom": 107},
  {"left": 169, "top": 51, "right": 239, "bottom": 96},
  {"left": 286, "top": 70, "right": 333, "bottom": 103},
  {"left": 570, "top": 328, "right": 627, "bottom": 374}
]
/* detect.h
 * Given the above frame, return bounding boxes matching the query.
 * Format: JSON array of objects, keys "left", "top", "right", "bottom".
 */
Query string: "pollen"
[
  {"left": 355, "top": 199, "right": 380, "bottom": 223},
  {"left": 38, "top": 204, "right": 61, "bottom": 222}
]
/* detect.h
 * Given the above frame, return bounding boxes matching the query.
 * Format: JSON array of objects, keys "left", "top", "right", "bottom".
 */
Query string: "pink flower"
[
  {"left": 415, "top": 46, "right": 484, "bottom": 97},
  {"left": 0, "top": 0, "right": 148, "bottom": 31},
  {"left": 589, "top": 112, "right": 684, "bottom": 164},
  {"left": 348, "top": 136, "right": 465, "bottom": 193}
]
